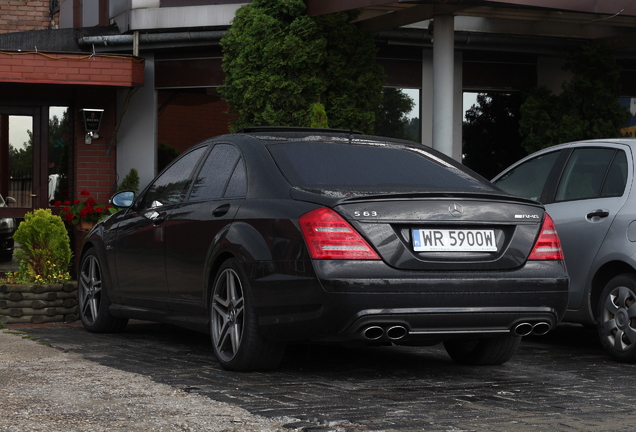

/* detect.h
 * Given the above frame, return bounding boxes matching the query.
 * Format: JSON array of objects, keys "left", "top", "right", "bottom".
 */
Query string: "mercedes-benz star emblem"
[{"left": 449, "top": 203, "right": 463, "bottom": 217}]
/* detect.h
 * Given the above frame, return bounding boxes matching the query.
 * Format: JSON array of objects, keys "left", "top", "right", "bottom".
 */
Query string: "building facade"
[{"left": 1, "top": 0, "right": 636, "bottom": 268}]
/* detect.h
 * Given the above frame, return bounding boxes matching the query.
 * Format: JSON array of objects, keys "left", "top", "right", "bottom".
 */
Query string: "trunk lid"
[{"left": 333, "top": 195, "right": 545, "bottom": 271}]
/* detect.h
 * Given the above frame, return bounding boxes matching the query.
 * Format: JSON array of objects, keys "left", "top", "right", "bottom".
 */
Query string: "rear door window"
[
  {"left": 555, "top": 148, "right": 627, "bottom": 202},
  {"left": 189, "top": 144, "right": 246, "bottom": 201}
]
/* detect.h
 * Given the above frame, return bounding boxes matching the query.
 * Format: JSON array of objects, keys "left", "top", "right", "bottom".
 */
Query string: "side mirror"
[
  {"left": 110, "top": 190, "right": 135, "bottom": 208},
  {"left": 5, "top": 196, "right": 16, "bottom": 206}
]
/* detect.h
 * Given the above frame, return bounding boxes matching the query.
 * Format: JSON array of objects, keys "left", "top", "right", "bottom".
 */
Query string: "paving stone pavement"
[{"left": 11, "top": 321, "right": 636, "bottom": 431}]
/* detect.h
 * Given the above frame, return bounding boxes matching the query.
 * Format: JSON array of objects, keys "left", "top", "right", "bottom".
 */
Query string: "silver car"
[{"left": 492, "top": 138, "right": 636, "bottom": 362}]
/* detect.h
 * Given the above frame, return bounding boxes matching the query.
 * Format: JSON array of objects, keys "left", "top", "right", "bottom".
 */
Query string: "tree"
[
  {"left": 520, "top": 43, "right": 631, "bottom": 153},
  {"left": 220, "top": 0, "right": 385, "bottom": 133},
  {"left": 463, "top": 93, "right": 527, "bottom": 179},
  {"left": 9, "top": 134, "right": 33, "bottom": 176},
  {"left": 374, "top": 88, "right": 415, "bottom": 140}
]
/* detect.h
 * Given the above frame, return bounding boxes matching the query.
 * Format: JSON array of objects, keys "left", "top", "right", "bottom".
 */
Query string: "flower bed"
[
  {"left": 0, "top": 282, "right": 78, "bottom": 324},
  {"left": 57, "top": 190, "right": 115, "bottom": 227}
]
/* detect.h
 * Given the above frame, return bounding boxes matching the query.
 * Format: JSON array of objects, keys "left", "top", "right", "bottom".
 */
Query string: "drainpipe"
[
  {"left": 78, "top": 31, "right": 228, "bottom": 52},
  {"left": 133, "top": 31, "right": 139, "bottom": 57}
]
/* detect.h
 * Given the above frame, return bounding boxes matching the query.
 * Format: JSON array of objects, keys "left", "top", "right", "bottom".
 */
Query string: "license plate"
[{"left": 412, "top": 229, "right": 497, "bottom": 252}]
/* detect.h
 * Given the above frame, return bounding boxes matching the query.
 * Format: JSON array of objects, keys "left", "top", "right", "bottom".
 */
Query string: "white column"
[
  {"left": 421, "top": 50, "right": 433, "bottom": 148},
  {"left": 432, "top": 14, "right": 455, "bottom": 158},
  {"left": 453, "top": 51, "right": 463, "bottom": 162},
  {"left": 116, "top": 53, "right": 158, "bottom": 190}
]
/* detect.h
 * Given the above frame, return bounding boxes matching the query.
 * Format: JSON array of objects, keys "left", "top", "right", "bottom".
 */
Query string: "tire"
[
  {"left": 210, "top": 259, "right": 285, "bottom": 371},
  {"left": 597, "top": 274, "right": 636, "bottom": 362},
  {"left": 443, "top": 336, "right": 521, "bottom": 365},
  {"left": 0, "top": 251, "right": 12, "bottom": 262},
  {"left": 78, "top": 248, "right": 128, "bottom": 333}
]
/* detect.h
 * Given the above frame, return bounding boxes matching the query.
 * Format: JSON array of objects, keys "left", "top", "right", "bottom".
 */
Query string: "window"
[
  {"left": 140, "top": 146, "right": 207, "bottom": 210},
  {"left": 268, "top": 141, "right": 492, "bottom": 192},
  {"left": 601, "top": 150, "right": 628, "bottom": 198},
  {"left": 189, "top": 144, "right": 246, "bottom": 201},
  {"left": 494, "top": 151, "right": 561, "bottom": 201},
  {"left": 555, "top": 148, "right": 626, "bottom": 202}
]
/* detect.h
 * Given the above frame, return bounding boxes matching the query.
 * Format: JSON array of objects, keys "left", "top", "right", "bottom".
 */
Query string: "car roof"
[{"left": 547, "top": 138, "right": 636, "bottom": 149}]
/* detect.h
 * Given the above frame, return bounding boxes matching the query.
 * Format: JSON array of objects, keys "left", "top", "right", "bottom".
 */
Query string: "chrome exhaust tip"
[
  {"left": 363, "top": 326, "right": 384, "bottom": 340},
  {"left": 514, "top": 322, "right": 533, "bottom": 337},
  {"left": 532, "top": 322, "right": 551, "bottom": 336},
  {"left": 386, "top": 325, "right": 408, "bottom": 340}
]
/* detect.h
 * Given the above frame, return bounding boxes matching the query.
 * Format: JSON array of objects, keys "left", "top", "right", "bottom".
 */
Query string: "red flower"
[
  {"left": 54, "top": 201, "right": 62, "bottom": 207},
  {"left": 59, "top": 189, "right": 115, "bottom": 225}
]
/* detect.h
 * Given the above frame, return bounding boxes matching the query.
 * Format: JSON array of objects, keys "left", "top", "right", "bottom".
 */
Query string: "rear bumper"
[{"left": 250, "top": 260, "right": 569, "bottom": 343}]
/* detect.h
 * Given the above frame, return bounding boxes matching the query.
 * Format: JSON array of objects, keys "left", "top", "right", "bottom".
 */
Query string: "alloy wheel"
[
  {"left": 211, "top": 268, "right": 245, "bottom": 363},
  {"left": 79, "top": 254, "right": 102, "bottom": 326},
  {"left": 600, "top": 285, "right": 636, "bottom": 352}
]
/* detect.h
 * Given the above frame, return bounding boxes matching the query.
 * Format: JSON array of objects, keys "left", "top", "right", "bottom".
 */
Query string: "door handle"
[
  {"left": 213, "top": 204, "right": 231, "bottom": 217},
  {"left": 145, "top": 210, "right": 167, "bottom": 225},
  {"left": 587, "top": 210, "right": 609, "bottom": 219}
]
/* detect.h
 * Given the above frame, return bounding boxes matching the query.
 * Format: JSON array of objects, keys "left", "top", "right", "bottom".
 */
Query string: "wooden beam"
[
  {"left": 306, "top": 0, "right": 399, "bottom": 17},
  {"left": 356, "top": 4, "right": 470, "bottom": 32}
]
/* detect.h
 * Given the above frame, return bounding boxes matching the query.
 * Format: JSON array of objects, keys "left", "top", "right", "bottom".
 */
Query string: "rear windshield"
[{"left": 267, "top": 141, "right": 494, "bottom": 193}]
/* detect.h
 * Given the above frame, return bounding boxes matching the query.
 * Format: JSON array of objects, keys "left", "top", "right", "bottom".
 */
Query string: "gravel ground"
[{"left": 0, "top": 329, "right": 300, "bottom": 432}]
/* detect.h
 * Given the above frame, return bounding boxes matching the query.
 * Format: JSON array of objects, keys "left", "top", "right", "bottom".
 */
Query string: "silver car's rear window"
[{"left": 267, "top": 141, "right": 494, "bottom": 192}]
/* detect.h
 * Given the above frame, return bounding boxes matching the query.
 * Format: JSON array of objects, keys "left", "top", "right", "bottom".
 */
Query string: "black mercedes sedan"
[{"left": 78, "top": 128, "right": 568, "bottom": 371}]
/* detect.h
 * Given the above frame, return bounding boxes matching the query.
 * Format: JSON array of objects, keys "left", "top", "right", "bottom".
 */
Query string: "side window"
[
  {"left": 601, "top": 150, "right": 628, "bottom": 198},
  {"left": 224, "top": 157, "right": 247, "bottom": 197},
  {"left": 494, "top": 151, "right": 561, "bottom": 201},
  {"left": 189, "top": 144, "right": 246, "bottom": 201},
  {"left": 140, "top": 146, "right": 207, "bottom": 210},
  {"left": 555, "top": 148, "right": 618, "bottom": 202}
]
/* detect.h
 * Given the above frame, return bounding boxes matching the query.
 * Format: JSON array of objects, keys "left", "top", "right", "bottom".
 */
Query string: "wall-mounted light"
[{"left": 80, "top": 108, "right": 104, "bottom": 144}]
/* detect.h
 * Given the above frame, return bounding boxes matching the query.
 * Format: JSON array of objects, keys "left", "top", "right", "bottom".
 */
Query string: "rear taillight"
[
  {"left": 299, "top": 207, "right": 381, "bottom": 260},
  {"left": 528, "top": 213, "right": 564, "bottom": 261}
]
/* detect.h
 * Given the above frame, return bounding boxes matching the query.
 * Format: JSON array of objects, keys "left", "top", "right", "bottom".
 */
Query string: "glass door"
[{"left": 0, "top": 106, "right": 72, "bottom": 270}]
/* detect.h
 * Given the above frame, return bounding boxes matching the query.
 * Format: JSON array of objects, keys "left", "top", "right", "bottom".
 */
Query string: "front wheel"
[
  {"left": 597, "top": 274, "right": 636, "bottom": 362},
  {"left": 443, "top": 336, "right": 521, "bottom": 365},
  {"left": 78, "top": 248, "right": 128, "bottom": 333},
  {"left": 210, "top": 259, "right": 285, "bottom": 371}
]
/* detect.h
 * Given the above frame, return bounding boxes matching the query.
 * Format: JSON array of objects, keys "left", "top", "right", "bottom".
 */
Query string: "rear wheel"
[
  {"left": 78, "top": 248, "right": 128, "bottom": 333},
  {"left": 210, "top": 259, "right": 285, "bottom": 371},
  {"left": 443, "top": 335, "right": 521, "bottom": 365},
  {"left": 597, "top": 274, "right": 636, "bottom": 362}
]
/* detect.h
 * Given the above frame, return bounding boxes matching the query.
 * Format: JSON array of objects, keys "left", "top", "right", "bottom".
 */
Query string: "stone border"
[{"left": 0, "top": 283, "right": 78, "bottom": 324}]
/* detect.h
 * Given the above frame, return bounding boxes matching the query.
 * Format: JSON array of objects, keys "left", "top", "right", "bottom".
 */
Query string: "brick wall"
[
  {"left": 71, "top": 86, "right": 118, "bottom": 273},
  {"left": 73, "top": 88, "right": 118, "bottom": 205},
  {"left": 157, "top": 92, "right": 235, "bottom": 154},
  {"left": 0, "top": 1, "right": 53, "bottom": 33},
  {"left": 0, "top": 51, "right": 145, "bottom": 87}
]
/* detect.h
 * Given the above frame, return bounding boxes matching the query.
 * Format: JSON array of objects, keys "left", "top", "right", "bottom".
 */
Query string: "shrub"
[
  {"left": 118, "top": 168, "right": 140, "bottom": 193},
  {"left": 10, "top": 209, "right": 71, "bottom": 284}
]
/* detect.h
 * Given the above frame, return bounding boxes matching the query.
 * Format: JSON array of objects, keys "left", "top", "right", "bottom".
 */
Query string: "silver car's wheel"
[
  {"left": 597, "top": 274, "right": 636, "bottom": 362},
  {"left": 210, "top": 259, "right": 285, "bottom": 371},
  {"left": 211, "top": 266, "right": 245, "bottom": 363},
  {"left": 78, "top": 248, "right": 127, "bottom": 333}
]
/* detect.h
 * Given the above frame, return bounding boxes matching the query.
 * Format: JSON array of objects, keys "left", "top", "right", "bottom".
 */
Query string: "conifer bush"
[{"left": 9, "top": 209, "right": 71, "bottom": 284}]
